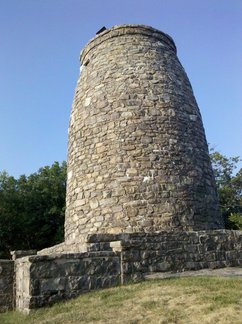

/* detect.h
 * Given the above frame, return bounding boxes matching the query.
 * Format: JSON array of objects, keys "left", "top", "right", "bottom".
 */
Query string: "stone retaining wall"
[
  {"left": 86, "top": 230, "right": 242, "bottom": 282},
  {"left": 15, "top": 251, "right": 120, "bottom": 313},
  {"left": 13, "top": 229, "right": 242, "bottom": 313},
  {"left": 0, "top": 260, "right": 14, "bottom": 312},
  {"left": 118, "top": 230, "right": 242, "bottom": 282}
]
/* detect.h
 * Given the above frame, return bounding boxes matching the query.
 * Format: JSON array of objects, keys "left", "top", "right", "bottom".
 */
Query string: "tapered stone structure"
[
  {"left": 2, "top": 25, "right": 240, "bottom": 314},
  {"left": 65, "top": 25, "right": 224, "bottom": 244}
]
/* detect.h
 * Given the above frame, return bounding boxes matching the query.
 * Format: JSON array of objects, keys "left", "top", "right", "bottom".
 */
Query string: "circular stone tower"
[{"left": 65, "top": 25, "right": 224, "bottom": 244}]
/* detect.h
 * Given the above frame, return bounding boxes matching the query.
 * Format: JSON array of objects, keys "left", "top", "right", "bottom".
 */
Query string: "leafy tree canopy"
[
  {"left": 210, "top": 149, "right": 242, "bottom": 230},
  {"left": 0, "top": 161, "right": 66, "bottom": 258}
]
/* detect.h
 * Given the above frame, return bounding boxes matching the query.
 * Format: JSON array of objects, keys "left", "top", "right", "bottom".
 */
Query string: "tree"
[
  {"left": 0, "top": 171, "right": 23, "bottom": 256},
  {"left": 0, "top": 161, "right": 66, "bottom": 258},
  {"left": 210, "top": 149, "right": 242, "bottom": 230}
]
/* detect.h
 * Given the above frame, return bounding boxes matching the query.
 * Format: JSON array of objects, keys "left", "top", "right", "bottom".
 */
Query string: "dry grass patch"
[{"left": 0, "top": 276, "right": 241, "bottom": 323}]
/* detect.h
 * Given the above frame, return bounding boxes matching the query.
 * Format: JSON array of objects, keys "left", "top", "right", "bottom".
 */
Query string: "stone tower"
[
  {"left": 1, "top": 25, "right": 240, "bottom": 314},
  {"left": 65, "top": 25, "right": 224, "bottom": 244}
]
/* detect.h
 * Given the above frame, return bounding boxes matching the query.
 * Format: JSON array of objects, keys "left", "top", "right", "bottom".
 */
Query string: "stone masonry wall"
[
  {"left": 0, "top": 260, "right": 14, "bottom": 312},
  {"left": 87, "top": 230, "right": 242, "bottom": 282},
  {"left": 65, "top": 24, "right": 223, "bottom": 245},
  {"left": 14, "top": 229, "right": 242, "bottom": 312},
  {"left": 121, "top": 230, "right": 242, "bottom": 282},
  {"left": 15, "top": 251, "right": 120, "bottom": 313}
]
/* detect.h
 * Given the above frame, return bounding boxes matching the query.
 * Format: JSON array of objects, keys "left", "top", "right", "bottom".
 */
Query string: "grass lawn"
[{"left": 0, "top": 276, "right": 241, "bottom": 323}]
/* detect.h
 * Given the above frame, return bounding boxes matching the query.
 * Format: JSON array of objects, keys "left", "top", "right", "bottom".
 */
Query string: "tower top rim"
[{"left": 80, "top": 24, "right": 177, "bottom": 65}]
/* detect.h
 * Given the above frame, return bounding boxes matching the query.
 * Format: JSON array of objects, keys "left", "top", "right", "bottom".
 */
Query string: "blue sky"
[{"left": 0, "top": 0, "right": 241, "bottom": 177}]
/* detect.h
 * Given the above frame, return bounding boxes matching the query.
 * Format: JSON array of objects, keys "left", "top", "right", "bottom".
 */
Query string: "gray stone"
[
  {"left": 0, "top": 25, "right": 240, "bottom": 314},
  {"left": 65, "top": 24, "right": 223, "bottom": 244},
  {"left": 0, "top": 260, "right": 14, "bottom": 312}
]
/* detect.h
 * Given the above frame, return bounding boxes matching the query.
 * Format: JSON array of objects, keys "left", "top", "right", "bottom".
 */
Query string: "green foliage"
[
  {"left": 0, "top": 162, "right": 66, "bottom": 258},
  {"left": 210, "top": 149, "right": 242, "bottom": 230},
  {"left": 227, "top": 213, "right": 242, "bottom": 230}
]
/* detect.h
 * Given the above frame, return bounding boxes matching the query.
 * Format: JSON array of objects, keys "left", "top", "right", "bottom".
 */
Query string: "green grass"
[{"left": 0, "top": 276, "right": 241, "bottom": 323}]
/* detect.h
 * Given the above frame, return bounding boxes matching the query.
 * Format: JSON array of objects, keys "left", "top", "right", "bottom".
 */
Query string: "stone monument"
[
  {"left": 0, "top": 25, "right": 241, "bottom": 313},
  {"left": 65, "top": 25, "right": 223, "bottom": 245}
]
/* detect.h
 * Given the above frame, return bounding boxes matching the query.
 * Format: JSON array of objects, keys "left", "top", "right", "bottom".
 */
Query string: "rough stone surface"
[
  {"left": 0, "top": 260, "right": 14, "bottom": 312},
  {"left": 15, "top": 251, "right": 120, "bottom": 313},
  {"left": 14, "top": 230, "right": 242, "bottom": 312},
  {"left": 65, "top": 24, "right": 223, "bottom": 245},
  {"left": 0, "top": 25, "right": 240, "bottom": 314},
  {"left": 117, "top": 230, "right": 242, "bottom": 282},
  {"left": 11, "top": 250, "right": 37, "bottom": 260}
]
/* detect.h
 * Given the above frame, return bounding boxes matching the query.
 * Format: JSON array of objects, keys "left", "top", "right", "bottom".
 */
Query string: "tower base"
[{"left": 6, "top": 229, "right": 240, "bottom": 313}]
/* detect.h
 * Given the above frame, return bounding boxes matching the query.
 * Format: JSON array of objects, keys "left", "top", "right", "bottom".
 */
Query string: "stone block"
[
  {"left": 0, "top": 260, "right": 14, "bottom": 312},
  {"left": 15, "top": 251, "right": 121, "bottom": 312}
]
